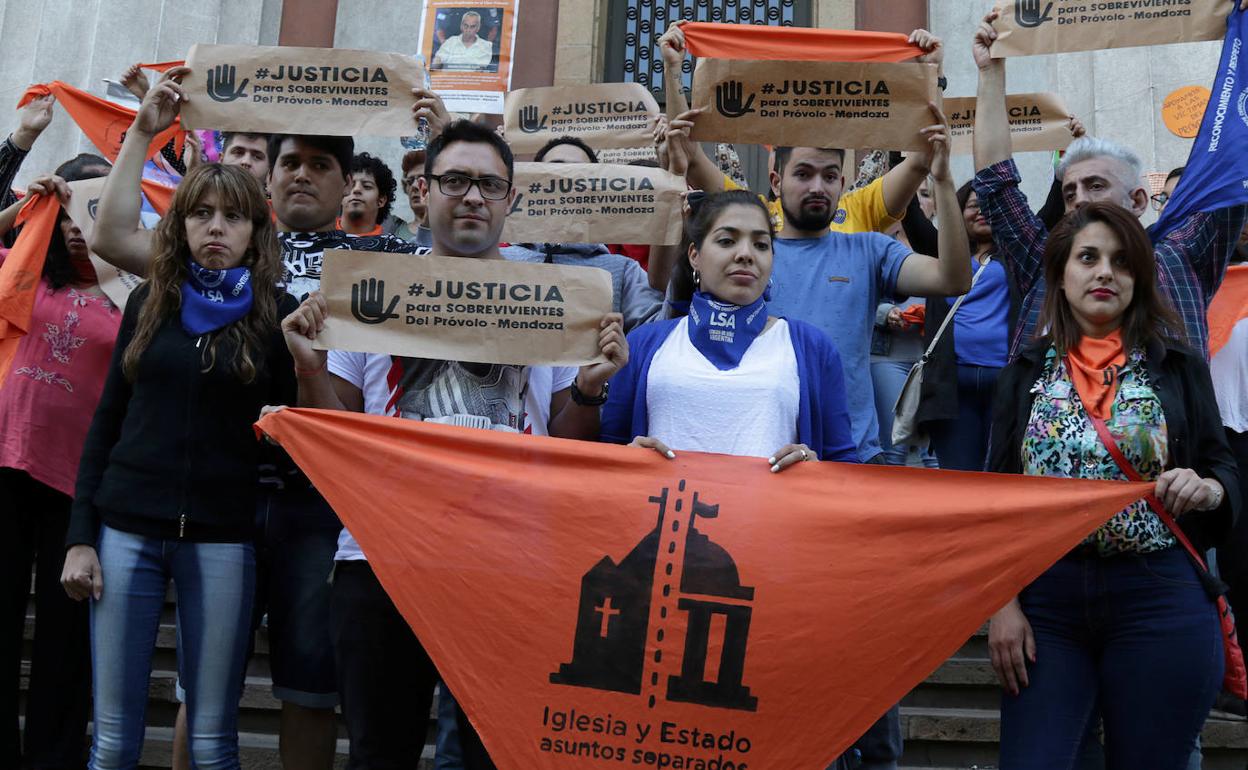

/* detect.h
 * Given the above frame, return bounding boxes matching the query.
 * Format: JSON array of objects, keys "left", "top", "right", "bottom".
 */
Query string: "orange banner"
[
  {"left": 680, "top": 22, "right": 923, "bottom": 63},
  {"left": 256, "top": 407, "right": 1152, "bottom": 769},
  {"left": 18, "top": 82, "right": 182, "bottom": 163},
  {"left": 139, "top": 60, "right": 186, "bottom": 72},
  {"left": 0, "top": 195, "right": 59, "bottom": 388},
  {"left": 1210, "top": 264, "right": 1248, "bottom": 357}
]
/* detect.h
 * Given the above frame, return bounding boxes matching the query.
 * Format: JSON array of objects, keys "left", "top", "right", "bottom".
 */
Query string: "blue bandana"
[
  {"left": 686, "top": 290, "right": 768, "bottom": 371},
  {"left": 181, "top": 260, "right": 254, "bottom": 336}
]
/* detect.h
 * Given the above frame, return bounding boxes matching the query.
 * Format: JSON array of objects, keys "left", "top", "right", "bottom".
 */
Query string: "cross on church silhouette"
[{"left": 551, "top": 481, "right": 758, "bottom": 712}]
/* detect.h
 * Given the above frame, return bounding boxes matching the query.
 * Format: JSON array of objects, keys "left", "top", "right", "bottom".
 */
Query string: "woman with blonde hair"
[{"left": 61, "top": 163, "right": 297, "bottom": 770}]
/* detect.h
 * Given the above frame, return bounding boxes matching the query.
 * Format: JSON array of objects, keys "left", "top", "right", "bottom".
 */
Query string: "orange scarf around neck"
[{"left": 1066, "top": 330, "right": 1127, "bottom": 421}]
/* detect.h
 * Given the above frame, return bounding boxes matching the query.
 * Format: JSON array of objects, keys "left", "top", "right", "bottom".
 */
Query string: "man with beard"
[
  {"left": 340, "top": 152, "right": 396, "bottom": 237},
  {"left": 761, "top": 119, "right": 967, "bottom": 770},
  {"left": 88, "top": 66, "right": 451, "bottom": 770},
  {"left": 767, "top": 104, "right": 970, "bottom": 467}
]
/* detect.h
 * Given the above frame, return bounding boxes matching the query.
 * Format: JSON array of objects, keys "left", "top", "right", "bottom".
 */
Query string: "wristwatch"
[
  {"left": 570, "top": 379, "right": 609, "bottom": 407},
  {"left": 937, "top": 76, "right": 948, "bottom": 91}
]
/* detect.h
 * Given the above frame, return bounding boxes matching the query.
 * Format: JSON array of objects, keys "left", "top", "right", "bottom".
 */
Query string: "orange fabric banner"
[
  {"left": 139, "top": 60, "right": 186, "bottom": 72},
  {"left": 256, "top": 407, "right": 1153, "bottom": 768},
  {"left": 140, "top": 179, "right": 174, "bottom": 217},
  {"left": 0, "top": 195, "right": 59, "bottom": 388},
  {"left": 680, "top": 22, "right": 923, "bottom": 63},
  {"left": 1210, "top": 265, "right": 1248, "bottom": 358},
  {"left": 18, "top": 82, "right": 182, "bottom": 163}
]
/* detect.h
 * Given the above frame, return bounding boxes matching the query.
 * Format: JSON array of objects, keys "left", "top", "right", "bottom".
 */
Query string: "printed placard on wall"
[
  {"left": 503, "top": 162, "right": 686, "bottom": 245},
  {"left": 945, "top": 92, "right": 1072, "bottom": 155},
  {"left": 315, "top": 249, "right": 612, "bottom": 366},
  {"left": 689, "top": 59, "right": 940, "bottom": 151},
  {"left": 504, "top": 83, "right": 662, "bottom": 155},
  {"left": 421, "top": 0, "right": 518, "bottom": 114},
  {"left": 992, "top": 0, "right": 1230, "bottom": 58},
  {"left": 181, "top": 45, "right": 425, "bottom": 135}
]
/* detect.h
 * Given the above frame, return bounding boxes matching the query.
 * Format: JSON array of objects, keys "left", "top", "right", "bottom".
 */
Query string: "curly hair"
[
  {"left": 350, "top": 152, "right": 397, "bottom": 225},
  {"left": 122, "top": 164, "right": 282, "bottom": 384}
]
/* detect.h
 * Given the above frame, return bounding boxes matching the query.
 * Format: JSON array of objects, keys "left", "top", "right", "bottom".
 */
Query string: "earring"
[{"left": 693, "top": 269, "right": 701, "bottom": 288}]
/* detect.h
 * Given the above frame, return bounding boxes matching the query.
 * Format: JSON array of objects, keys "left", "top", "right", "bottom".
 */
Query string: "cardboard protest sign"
[
  {"left": 503, "top": 163, "right": 685, "bottom": 246},
  {"left": 992, "top": 0, "right": 1231, "bottom": 58},
  {"left": 689, "top": 59, "right": 940, "bottom": 151},
  {"left": 315, "top": 249, "right": 611, "bottom": 366},
  {"left": 505, "top": 83, "right": 661, "bottom": 155},
  {"left": 945, "top": 92, "right": 1072, "bottom": 155},
  {"left": 596, "top": 146, "right": 660, "bottom": 164},
  {"left": 421, "top": 0, "right": 518, "bottom": 114},
  {"left": 64, "top": 178, "right": 143, "bottom": 310},
  {"left": 181, "top": 45, "right": 425, "bottom": 135},
  {"left": 256, "top": 407, "right": 1153, "bottom": 770}
]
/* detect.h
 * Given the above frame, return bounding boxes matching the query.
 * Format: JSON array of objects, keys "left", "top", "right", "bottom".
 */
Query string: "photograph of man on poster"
[{"left": 430, "top": 8, "right": 501, "bottom": 72}]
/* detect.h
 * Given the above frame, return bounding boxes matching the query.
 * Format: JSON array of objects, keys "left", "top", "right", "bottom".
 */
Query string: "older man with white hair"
[{"left": 971, "top": 9, "right": 1248, "bottom": 361}]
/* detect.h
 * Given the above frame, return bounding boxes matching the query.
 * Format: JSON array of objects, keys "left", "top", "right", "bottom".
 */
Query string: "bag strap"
[
  {"left": 918, "top": 256, "right": 993, "bottom": 363},
  {"left": 1079, "top": 383, "right": 1209, "bottom": 572}
]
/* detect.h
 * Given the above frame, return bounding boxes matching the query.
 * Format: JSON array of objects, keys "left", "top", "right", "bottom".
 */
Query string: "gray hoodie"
[{"left": 502, "top": 243, "right": 663, "bottom": 331}]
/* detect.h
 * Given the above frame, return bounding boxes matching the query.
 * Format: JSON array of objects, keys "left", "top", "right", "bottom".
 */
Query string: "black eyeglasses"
[
  {"left": 425, "top": 173, "right": 512, "bottom": 200},
  {"left": 1151, "top": 191, "right": 1170, "bottom": 211}
]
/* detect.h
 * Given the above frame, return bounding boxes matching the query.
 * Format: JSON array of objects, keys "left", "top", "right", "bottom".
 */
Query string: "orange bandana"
[{"left": 1066, "top": 329, "right": 1127, "bottom": 421}]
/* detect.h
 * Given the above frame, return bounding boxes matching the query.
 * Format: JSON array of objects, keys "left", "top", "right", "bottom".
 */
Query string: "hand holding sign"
[
  {"left": 576, "top": 312, "right": 628, "bottom": 396},
  {"left": 973, "top": 11, "right": 999, "bottom": 70},
  {"left": 281, "top": 291, "right": 329, "bottom": 374},
  {"left": 206, "top": 64, "right": 250, "bottom": 103},
  {"left": 135, "top": 67, "right": 189, "bottom": 137},
  {"left": 921, "top": 102, "right": 952, "bottom": 183}
]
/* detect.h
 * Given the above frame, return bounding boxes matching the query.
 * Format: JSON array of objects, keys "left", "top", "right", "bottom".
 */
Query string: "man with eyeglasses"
[
  {"left": 393, "top": 149, "right": 434, "bottom": 247},
  {"left": 280, "top": 119, "right": 626, "bottom": 769},
  {"left": 1152, "top": 167, "right": 1184, "bottom": 214}
]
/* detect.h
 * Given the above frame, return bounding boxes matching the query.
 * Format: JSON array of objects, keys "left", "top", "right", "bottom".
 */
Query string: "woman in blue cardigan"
[{"left": 602, "top": 190, "right": 858, "bottom": 467}]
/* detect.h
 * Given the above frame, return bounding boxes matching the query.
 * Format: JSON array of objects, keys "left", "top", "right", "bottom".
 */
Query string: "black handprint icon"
[
  {"left": 1015, "top": 0, "right": 1054, "bottom": 28},
  {"left": 351, "top": 278, "right": 400, "bottom": 325},
  {"left": 206, "top": 64, "right": 251, "bottom": 103},
  {"left": 715, "top": 81, "right": 756, "bottom": 119},
  {"left": 518, "top": 105, "right": 549, "bottom": 134}
]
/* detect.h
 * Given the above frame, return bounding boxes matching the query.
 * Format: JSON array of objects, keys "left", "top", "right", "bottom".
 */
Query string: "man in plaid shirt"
[{"left": 971, "top": 9, "right": 1248, "bottom": 362}]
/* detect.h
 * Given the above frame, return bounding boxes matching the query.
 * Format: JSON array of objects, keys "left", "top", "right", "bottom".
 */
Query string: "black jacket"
[
  {"left": 987, "top": 337, "right": 1241, "bottom": 553},
  {"left": 68, "top": 284, "right": 298, "bottom": 546}
]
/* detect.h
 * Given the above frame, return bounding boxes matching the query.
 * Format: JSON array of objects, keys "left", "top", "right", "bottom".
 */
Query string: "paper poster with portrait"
[{"left": 420, "top": 0, "right": 518, "bottom": 114}]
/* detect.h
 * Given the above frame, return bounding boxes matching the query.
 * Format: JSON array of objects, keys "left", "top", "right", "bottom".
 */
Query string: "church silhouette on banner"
[{"left": 551, "top": 481, "right": 758, "bottom": 711}]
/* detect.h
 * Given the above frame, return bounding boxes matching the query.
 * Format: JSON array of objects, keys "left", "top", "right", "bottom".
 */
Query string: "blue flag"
[{"left": 1153, "top": 2, "right": 1248, "bottom": 241}]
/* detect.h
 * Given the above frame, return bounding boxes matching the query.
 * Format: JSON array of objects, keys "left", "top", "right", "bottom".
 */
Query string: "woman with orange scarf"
[{"left": 984, "top": 202, "right": 1239, "bottom": 768}]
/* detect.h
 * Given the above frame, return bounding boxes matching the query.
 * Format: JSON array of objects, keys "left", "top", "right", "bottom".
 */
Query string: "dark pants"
[
  {"left": 1000, "top": 548, "right": 1222, "bottom": 770},
  {"left": 330, "top": 560, "right": 495, "bottom": 770},
  {"left": 0, "top": 468, "right": 90, "bottom": 769},
  {"left": 1218, "top": 429, "right": 1248, "bottom": 618},
  {"left": 928, "top": 364, "right": 1001, "bottom": 472}
]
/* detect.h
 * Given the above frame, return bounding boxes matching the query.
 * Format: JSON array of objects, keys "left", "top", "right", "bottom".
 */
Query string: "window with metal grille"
[{"left": 603, "top": 0, "right": 812, "bottom": 104}]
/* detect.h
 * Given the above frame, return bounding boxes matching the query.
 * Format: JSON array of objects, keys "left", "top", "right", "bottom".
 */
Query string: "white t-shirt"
[
  {"left": 435, "top": 35, "right": 494, "bottom": 70},
  {"left": 646, "top": 318, "right": 799, "bottom": 458},
  {"left": 327, "top": 350, "right": 575, "bottom": 560},
  {"left": 1212, "top": 318, "right": 1248, "bottom": 432}
]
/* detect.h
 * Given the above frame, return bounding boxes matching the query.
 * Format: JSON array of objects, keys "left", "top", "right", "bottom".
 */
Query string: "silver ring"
[{"left": 800, "top": 449, "right": 809, "bottom": 461}]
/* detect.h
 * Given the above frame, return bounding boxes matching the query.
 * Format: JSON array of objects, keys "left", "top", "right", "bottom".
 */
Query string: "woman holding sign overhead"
[
  {"left": 602, "top": 189, "right": 857, "bottom": 467},
  {"left": 986, "top": 203, "right": 1239, "bottom": 769},
  {"left": 60, "top": 163, "right": 297, "bottom": 770}
]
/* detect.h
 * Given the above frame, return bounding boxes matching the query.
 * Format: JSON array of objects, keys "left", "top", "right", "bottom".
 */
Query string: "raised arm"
[
  {"left": 91, "top": 67, "right": 190, "bottom": 277},
  {"left": 896, "top": 104, "right": 972, "bottom": 297},
  {"left": 972, "top": 11, "right": 1011, "bottom": 172},
  {"left": 280, "top": 292, "right": 362, "bottom": 412}
]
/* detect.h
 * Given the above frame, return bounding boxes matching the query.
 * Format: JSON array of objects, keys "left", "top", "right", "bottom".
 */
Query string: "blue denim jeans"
[
  {"left": 928, "top": 363, "right": 1001, "bottom": 472},
  {"left": 870, "top": 359, "right": 938, "bottom": 468},
  {"left": 89, "top": 526, "right": 255, "bottom": 770},
  {"left": 435, "top": 683, "right": 464, "bottom": 770},
  {"left": 1000, "top": 548, "right": 1222, "bottom": 770}
]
